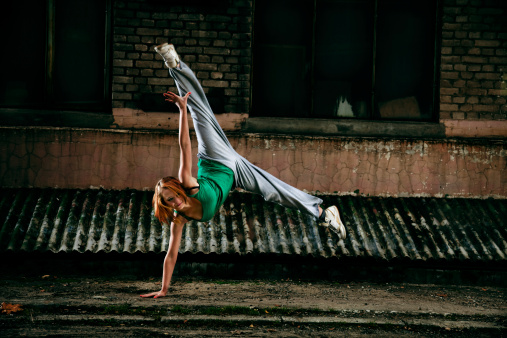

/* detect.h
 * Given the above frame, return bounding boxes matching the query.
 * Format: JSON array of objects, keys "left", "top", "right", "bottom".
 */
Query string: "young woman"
[{"left": 141, "top": 44, "right": 346, "bottom": 298}]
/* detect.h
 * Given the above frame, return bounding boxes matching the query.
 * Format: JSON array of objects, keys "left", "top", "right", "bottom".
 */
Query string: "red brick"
[
  {"left": 489, "top": 57, "right": 507, "bottom": 64},
  {"left": 126, "top": 69, "right": 139, "bottom": 76},
  {"left": 442, "top": 72, "right": 460, "bottom": 79},
  {"left": 494, "top": 97, "right": 506, "bottom": 105},
  {"left": 178, "top": 14, "right": 204, "bottom": 21},
  {"left": 461, "top": 72, "right": 474, "bottom": 79},
  {"left": 192, "top": 63, "right": 218, "bottom": 71},
  {"left": 460, "top": 104, "right": 473, "bottom": 112},
  {"left": 453, "top": 79, "right": 467, "bottom": 87},
  {"left": 443, "top": 23, "right": 462, "bottom": 30},
  {"left": 203, "top": 47, "right": 231, "bottom": 55},
  {"left": 196, "top": 71, "right": 209, "bottom": 79},
  {"left": 113, "top": 76, "right": 134, "bottom": 84},
  {"left": 441, "top": 88, "right": 460, "bottom": 95},
  {"left": 467, "top": 47, "right": 481, "bottom": 55},
  {"left": 466, "top": 81, "right": 481, "bottom": 88},
  {"left": 475, "top": 73, "right": 500, "bottom": 80},
  {"left": 441, "top": 95, "right": 452, "bottom": 103},
  {"left": 441, "top": 56, "right": 462, "bottom": 64},
  {"left": 481, "top": 81, "right": 494, "bottom": 89},
  {"left": 442, "top": 39, "right": 461, "bottom": 47},
  {"left": 453, "top": 112, "right": 466, "bottom": 119},
  {"left": 202, "top": 80, "right": 229, "bottom": 88},
  {"left": 198, "top": 55, "right": 211, "bottom": 62},
  {"left": 113, "top": 92, "right": 132, "bottom": 100},
  {"left": 463, "top": 56, "right": 488, "bottom": 63},
  {"left": 191, "top": 30, "right": 218, "bottom": 38},
  {"left": 488, "top": 89, "right": 506, "bottom": 96},
  {"left": 137, "top": 28, "right": 163, "bottom": 36},
  {"left": 482, "top": 49, "right": 495, "bottom": 56},
  {"left": 439, "top": 111, "right": 452, "bottom": 119},
  {"left": 476, "top": 40, "right": 500, "bottom": 47},
  {"left": 210, "top": 72, "right": 224, "bottom": 80},
  {"left": 440, "top": 103, "right": 459, "bottom": 111},
  {"left": 113, "top": 60, "right": 133, "bottom": 67},
  {"left": 473, "top": 105, "right": 499, "bottom": 112},
  {"left": 140, "top": 53, "right": 153, "bottom": 60},
  {"left": 466, "top": 88, "right": 487, "bottom": 95},
  {"left": 480, "top": 97, "right": 494, "bottom": 104},
  {"left": 467, "top": 96, "right": 479, "bottom": 104},
  {"left": 136, "top": 60, "right": 162, "bottom": 68},
  {"left": 147, "top": 78, "right": 173, "bottom": 86},
  {"left": 211, "top": 56, "right": 225, "bottom": 63}
]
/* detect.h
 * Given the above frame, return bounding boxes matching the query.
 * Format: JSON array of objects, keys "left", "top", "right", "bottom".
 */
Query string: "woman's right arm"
[{"left": 140, "top": 217, "right": 186, "bottom": 298}]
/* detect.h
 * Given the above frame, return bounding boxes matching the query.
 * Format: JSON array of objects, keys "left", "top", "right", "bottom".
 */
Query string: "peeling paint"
[{"left": 1, "top": 127, "right": 506, "bottom": 198}]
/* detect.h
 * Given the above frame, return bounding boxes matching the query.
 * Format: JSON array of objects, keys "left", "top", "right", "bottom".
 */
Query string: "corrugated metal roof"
[{"left": 0, "top": 187, "right": 506, "bottom": 262}]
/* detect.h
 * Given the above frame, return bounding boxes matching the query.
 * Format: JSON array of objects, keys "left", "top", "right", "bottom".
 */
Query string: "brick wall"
[
  {"left": 440, "top": 0, "right": 507, "bottom": 121},
  {"left": 112, "top": 0, "right": 252, "bottom": 115},
  {"left": 109, "top": 0, "right": 506, "bottom": 130}
]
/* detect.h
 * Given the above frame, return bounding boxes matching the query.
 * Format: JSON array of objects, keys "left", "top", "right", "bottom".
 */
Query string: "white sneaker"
[
  {"left": 155, "top": 43, "right": 180, "bottom": 68},
  {"left": 320, "top": 206, "right": 346, "bottom": 240}
]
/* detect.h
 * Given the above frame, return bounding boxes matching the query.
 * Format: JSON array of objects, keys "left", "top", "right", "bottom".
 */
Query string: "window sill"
[{"left": 243, "top": 117, "right": 446, "bottom": 139}]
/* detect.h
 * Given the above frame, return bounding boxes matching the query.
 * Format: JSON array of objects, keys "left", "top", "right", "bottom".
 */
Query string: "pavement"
[{"left": 1, "top": 272, "right": 506, "bottom": 337}]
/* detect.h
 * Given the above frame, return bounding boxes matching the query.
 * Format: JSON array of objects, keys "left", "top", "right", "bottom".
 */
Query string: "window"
[
  {"left": 0, "top": 0, "right": 111, "bottom": 112},
  {"left": 252, "top": 0, "right": 439, "bottom": 121}
]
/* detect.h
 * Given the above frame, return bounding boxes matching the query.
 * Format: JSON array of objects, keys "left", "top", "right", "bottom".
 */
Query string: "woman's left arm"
[{"left": 163, "top": 91, "right": 198, "bottom": 188}]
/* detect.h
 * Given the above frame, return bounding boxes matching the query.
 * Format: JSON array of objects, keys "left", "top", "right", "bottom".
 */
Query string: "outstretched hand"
[
  {"left": 164, "top": 91, "right": 191, "bottom": 111},
  {"left": 140, "top": 290, "right": 167, "bottom": 299}
]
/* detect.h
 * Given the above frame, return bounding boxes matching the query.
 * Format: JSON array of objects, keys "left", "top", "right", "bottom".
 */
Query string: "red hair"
[{"left": 153, "top": 176, "right": 189, "bottom": 224}]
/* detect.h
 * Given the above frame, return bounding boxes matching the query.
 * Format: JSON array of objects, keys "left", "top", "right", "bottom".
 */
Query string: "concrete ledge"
[{"left": 243, "top": 117, "right": 447, "bottom": 138}]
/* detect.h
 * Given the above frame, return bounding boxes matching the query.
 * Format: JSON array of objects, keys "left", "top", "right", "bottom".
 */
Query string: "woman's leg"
[
  {"left": 235, "top": 155, "right": 323, "bottom": 218},
  {"left": 168, "top": 61, "right": 237, "bottom": 170}
]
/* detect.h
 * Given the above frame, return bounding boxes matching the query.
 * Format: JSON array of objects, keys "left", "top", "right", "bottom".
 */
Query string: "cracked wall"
[{"left": 0, "top": 127, "right": 505, "bottom": 198}]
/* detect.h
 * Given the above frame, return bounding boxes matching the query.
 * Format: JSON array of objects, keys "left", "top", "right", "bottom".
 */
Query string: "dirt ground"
[{"left": 1, "top": 273, "right": 506, "bottom": 337}]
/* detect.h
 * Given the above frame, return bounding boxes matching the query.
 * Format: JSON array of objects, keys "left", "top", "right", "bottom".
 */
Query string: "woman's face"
[{"left": 161, "top": 188, "right": 186, "bottom": 211}]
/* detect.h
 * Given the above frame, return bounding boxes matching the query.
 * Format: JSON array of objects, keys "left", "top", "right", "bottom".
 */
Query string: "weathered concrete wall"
[{"left": 1, "top": 127, "right": 505, "bottom": 198}]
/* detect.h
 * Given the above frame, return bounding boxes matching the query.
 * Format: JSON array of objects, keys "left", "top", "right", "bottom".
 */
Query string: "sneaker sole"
[
  {"left": 155, "top": 43, "right": 179, "bottom": 68},
  {"left": 326, "top": 206, "right": 347, "bottom": 240}
]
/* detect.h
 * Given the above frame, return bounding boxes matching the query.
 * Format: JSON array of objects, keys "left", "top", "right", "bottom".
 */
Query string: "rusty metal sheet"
[{"left": 0, "top": 188, "right": 506, "bottom": 262}]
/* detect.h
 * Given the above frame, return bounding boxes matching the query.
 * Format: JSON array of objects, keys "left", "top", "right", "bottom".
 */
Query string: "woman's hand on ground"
[
  {"left": 163, "top": 91, "right": 190, "bottom": 110},
  {"left": 140, "top": 290, "right": 167, "bottom": 299}
]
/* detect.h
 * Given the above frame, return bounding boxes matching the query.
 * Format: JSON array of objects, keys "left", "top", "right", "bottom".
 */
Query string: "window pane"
[
  {"left": 314, "top": 0, "right": 374, "bottom": 119},
  {"left": 0, "top": 1, "right": 46, "bottom": 107},
  {"left": 375, "top": 0, "right": 437, "bottom": 120},
  {"left": 252, "top": 0, "right": 313, "bottom": 117},
  {"left": 53, "top": 0, "right": 106, "bottom": 107}
]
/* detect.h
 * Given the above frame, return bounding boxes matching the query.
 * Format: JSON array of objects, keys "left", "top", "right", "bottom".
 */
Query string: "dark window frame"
[
  {"left": 0, "top": 0, "right": 112, "bottom": 113},
  {"left": 251, "top": 0, "right": 442, "bottom": 123}
]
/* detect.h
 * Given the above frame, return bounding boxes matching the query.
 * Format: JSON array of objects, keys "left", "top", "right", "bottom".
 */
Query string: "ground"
[{"left": 1, "top": 273, "right": 506, "bottom": 337}]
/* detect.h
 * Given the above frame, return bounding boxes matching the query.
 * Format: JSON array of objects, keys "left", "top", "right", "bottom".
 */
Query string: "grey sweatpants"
[{"left": 169, "top": 62, "right": 322, "bottom": 218}]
